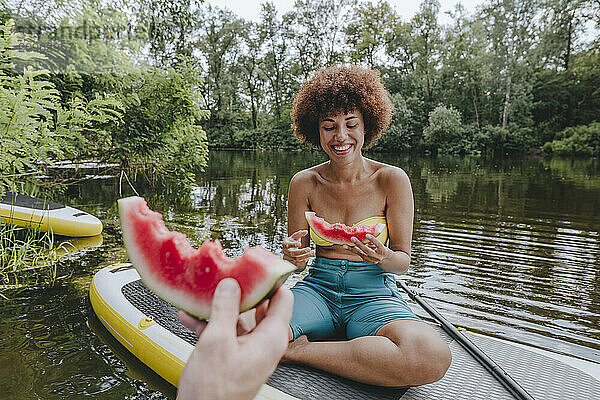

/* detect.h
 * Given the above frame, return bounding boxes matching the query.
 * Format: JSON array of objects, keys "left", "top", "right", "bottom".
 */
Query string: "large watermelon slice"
[
  {"left": 305, "top": 211, "right": 385, "bottom": 246},
  {"left": 118, "top": 196, "right": 295, "bottom": 319}
]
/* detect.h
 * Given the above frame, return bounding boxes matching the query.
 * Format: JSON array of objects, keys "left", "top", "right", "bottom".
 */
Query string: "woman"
[{"left": 281, "top": 66, "right": 451, "bottom": 387}]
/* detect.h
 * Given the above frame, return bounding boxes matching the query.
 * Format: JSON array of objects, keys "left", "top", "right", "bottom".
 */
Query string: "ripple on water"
[{"left": 411, "top": 209, "right": 600, "bottom": 361}]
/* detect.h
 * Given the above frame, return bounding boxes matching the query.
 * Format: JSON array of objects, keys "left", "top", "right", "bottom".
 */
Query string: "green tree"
[
  {"left": 481, "top": 0, "right": 539, "bottom": 128},
  {"left": 570, "top": 51, "right": 600, "bottom": 126},
  {"left": 137, "top": 0, "right": 200, "bottom": 65},
  {"left": 344, "top": 1, "right": 397, "bottom": 68},
  {"left": 259, "top": 2, "right": 290, "bottom": 123},
  {"left": 238, "top": 21, "right": 266, "bottom": 130},
  {"left": 371, "top": 92, "right": 419, "bottom": 152},
  {"left": 537, "top": 0, "right": 589, "bottom": 71},
  {"left": 285, "top": 0, "right": 353, "bottom": 78},
  {"left": 110, "top": 62, "right": 209, "bottom": 180},
  {"left": 531, "top": 69, "right": 574, "bottom": 143},
  {"left": 438, "top": 4, "right": 486, "bottom": 129},
  {"left": 411, "top": 0, "right": 442, "bottom": 109},
  {"left": 194, "top": 4, "right": 243, "bottom": 131},
  {"left": 386, "top": 0, "right": 443, "bottom": 128}
]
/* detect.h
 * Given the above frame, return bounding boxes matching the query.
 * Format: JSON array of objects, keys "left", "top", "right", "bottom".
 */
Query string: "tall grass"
[{"left": 0, "top": 223, "right": 67, "bottom": 296}]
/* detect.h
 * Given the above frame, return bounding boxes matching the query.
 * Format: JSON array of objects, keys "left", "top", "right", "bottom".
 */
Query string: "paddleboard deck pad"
[
  {"left": 1, "top": 192, "right": 102, "bottom": 237},
  {"left": 90, "top": 265, "right": 600, "bottom": 399}
]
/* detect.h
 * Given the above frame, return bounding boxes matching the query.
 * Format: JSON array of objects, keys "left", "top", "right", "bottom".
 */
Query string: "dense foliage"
[
  {"left": 0, "top": 1, "right": 209, "bottom": 192},
  {"left": 1, "top": 0, "right": 599, "bottom": 175},
  {"left": 543, "top": 122, "right": 600, "bottom": 156}
]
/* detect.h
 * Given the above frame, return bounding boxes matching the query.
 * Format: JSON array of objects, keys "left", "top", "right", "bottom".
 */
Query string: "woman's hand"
[
  {"left": 282, "top": 230, "right": 315, "bottom": 269},
  {"left": 344, "top": 234, "right": 391, "bottom": 265}
]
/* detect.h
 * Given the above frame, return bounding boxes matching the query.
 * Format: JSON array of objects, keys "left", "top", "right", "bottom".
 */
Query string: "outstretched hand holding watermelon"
[{"left": 177, "top": 278, "right": 293, "bottom": 400}]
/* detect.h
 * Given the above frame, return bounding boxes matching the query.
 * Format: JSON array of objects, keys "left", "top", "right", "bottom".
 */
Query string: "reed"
[{"left": 0, "top": 223, "right": 67, "bottom": 297}]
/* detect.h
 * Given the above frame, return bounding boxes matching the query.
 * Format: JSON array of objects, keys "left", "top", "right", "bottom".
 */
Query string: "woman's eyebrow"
[{"left": 321, "top": 115, "right": 358, "bottom": 123}]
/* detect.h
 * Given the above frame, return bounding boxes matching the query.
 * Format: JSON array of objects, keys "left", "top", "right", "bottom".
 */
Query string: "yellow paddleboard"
[{"left": 0, "top": 192, "right": 102, "bottom": 237}]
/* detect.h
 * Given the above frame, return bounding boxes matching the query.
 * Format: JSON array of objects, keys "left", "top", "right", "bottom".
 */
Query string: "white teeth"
[{"left": 333, "top": 144, "right": 351, "bottom": 151}]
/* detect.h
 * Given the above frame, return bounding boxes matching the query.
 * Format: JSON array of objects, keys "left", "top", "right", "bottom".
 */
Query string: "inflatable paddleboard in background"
[
  {"left": 90, "top": 264, "right": 600, "bottom": 400},
  {"left": 0, "top": 192, "right": 102, "bottom": 237}
]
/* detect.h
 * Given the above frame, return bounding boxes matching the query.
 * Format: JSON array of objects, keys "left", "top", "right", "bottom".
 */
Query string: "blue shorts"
[{"left": 289, "top": 257, "right": 421, "bottom": 341}]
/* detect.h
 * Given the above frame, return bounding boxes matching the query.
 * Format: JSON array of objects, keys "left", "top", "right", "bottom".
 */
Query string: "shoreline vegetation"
[
  {"left": 0, "top": 1, "right": 598, "bottom": 289},
  {"left": 0, "top": 224, "right": 62, "bottom": 296}
]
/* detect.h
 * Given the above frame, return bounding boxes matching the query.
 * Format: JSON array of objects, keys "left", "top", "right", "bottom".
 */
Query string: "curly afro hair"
[{"left": 291, "top": 65, "right": 394, "bottom": 149}]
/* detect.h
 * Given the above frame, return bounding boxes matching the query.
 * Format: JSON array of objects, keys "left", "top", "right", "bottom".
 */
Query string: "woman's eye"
[
  {"left": 347, "top": 124, "right": 358, "bottom": 129},
  {"left": 323, "top": 126, "right": 334, "bottom": 131}
]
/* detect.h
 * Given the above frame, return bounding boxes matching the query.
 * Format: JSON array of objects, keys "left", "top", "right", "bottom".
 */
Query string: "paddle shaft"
[{"left": 397, "top": 280, "right": 536, "bottom": 400}]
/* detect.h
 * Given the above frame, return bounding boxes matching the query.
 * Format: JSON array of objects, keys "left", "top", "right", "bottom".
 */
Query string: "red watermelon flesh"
[
  {"left": 305, "top": 211, "right": 385, "bottom": 246},
  {"left": 118, "top": 196, "right": 295, "bottom": 319}
]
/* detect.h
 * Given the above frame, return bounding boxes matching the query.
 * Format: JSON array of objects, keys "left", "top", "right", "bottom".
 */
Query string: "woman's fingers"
[
  {"left": 283, "top": 230, "right": 308, "bottom": 248},
  {"left": 283, "top": 250, "right": 314, "bottom": 267},
  {"left": 289, "top": 230, "right": 308, "bottom": 241},
  {"left": 352, "top": 237, "right": 375, "bottom": 255},
  {"left": 343, "top": 236, "right": 389, "bottom": 264},
  {"left": 365, "top": 234, "right": 386, "bottom": 252},
  {"left": 285, "top": 247, "right": 314, "bottom": 257}
]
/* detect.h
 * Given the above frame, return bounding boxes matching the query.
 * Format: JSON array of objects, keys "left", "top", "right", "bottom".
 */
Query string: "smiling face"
[{"left": 319, "top": 109, "right": 365, "bottom": 161}]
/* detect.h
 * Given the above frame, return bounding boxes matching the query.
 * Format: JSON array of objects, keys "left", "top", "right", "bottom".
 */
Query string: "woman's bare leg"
[{"left": 282, "top": 320, "right": 451, "bottom": 387}]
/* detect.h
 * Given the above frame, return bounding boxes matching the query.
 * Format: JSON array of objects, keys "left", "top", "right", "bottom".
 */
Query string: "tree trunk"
[
  {"left": 472, "top": 92, "right": 480, "bottom": 130},
  {"left": 502, "top": 65, "right": 513, "bottom": 129},
  {"left": 564, "top": 17, "right": 572, "bottom": 71},
  {"left": 250, "top": 88, "right": 257, "bottom": 130}
]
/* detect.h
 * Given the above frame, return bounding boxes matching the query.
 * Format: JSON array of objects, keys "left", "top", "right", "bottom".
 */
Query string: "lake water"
[{"left": 1, "top": 150, "right": 599, "bottom": 399}]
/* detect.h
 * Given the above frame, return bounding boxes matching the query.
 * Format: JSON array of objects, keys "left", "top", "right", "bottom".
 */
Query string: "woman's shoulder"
[
  {"left": 290, "top": 162, "right": 328, "bottom": 185},
  {"left": 367, "top": 159, "right": 410, "bottom": 184}
]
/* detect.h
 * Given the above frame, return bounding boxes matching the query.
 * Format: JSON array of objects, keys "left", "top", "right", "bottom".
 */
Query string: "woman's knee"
[
  {"left": 405, "top": 327, "right": 452, "bottom": 384},
  {"left": 380, "top": 321, "right": 451, "bottom": 385}
]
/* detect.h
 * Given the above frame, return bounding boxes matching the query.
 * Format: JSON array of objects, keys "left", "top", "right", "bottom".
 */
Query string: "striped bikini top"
[{"left": 309, "top": 215, "right": 388, "bottom": 247}]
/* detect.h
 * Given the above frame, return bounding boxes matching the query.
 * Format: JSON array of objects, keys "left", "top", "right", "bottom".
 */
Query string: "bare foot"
[{"left": 281, "top": 334, "right": 310, "bottom": 363}]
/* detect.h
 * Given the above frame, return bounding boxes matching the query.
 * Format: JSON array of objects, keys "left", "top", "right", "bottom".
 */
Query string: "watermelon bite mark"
[{"left": 118, "top": 196, "right": 295, "bottom": 319}]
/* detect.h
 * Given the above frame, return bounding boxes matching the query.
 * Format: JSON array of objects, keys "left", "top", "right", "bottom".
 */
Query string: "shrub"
[
  {"left": 472, "top": 124, "right": 535, "bottom": 155},
  {"left": 423, "top": 105, "right": 465, "bottom": 154},
  {"left": 0, "top": 20, "right": 123, "bottom": 190},
  {"left": 543, "top": 122, "right": 600, "bottom": 156}
]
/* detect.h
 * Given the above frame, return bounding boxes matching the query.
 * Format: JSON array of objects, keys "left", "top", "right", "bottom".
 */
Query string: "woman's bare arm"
[{"left": 283, "top": 171, "right": 314, "bottom": 270}]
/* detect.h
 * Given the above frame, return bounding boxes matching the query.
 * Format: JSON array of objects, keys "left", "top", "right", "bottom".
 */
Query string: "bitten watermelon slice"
[
  {"left": 118, "top": 196, "right": 295, "bottom": 319},
  {"left": 305, "top": 211, "right": 385, "bottom": 246}
]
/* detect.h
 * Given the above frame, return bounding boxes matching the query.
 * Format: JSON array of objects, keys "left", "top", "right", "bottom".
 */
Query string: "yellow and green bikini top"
[{"left": 309, "top": 215, "right": 388, "bottom": 247}]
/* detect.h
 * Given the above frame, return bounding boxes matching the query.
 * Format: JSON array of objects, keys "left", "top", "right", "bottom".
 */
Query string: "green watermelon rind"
[
  {"left": 118, "top": 196, "right": 295, "bottom": 319},
  {"left": 305, "top": 211, "right": 385, "bottom": 246}
]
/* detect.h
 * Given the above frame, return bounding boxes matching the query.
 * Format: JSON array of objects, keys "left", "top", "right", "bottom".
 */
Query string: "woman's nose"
[{"left": 334, "top": 126, "right": 349, "bottom": 140}]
